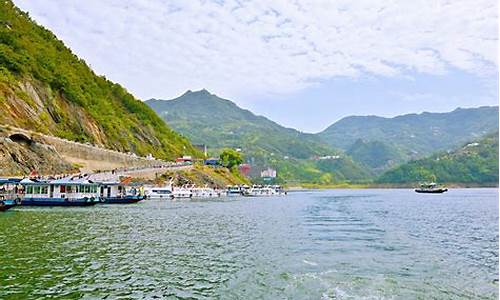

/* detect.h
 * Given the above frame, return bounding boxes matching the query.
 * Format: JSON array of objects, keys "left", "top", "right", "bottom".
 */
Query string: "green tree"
[{"left": 220, "top": 149, "right": 243, "bottom": 169}]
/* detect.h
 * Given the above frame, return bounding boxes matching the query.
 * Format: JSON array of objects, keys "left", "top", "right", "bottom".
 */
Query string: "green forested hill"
[
  {"left": 318, "top": 106, "right": 499, "bottom": 161},
  {"left": 146, "top": 90, "right": 372, "bottom": 183},
  {"left": 377, "top": 132, "right": 499, "bottom": 185},
  {"left": 147, "top": 90, "right": 334, "bottom": 159},
  {"left": 347, "top": 139, "right": 406, "bottom": 173},
  {"left": 0, "top": 1, "right": 198, "bottom": 159}
]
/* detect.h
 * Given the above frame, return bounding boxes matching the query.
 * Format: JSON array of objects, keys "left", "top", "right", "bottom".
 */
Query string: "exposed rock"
[{"left": 0, "top": 137, "right": 76, "bottom": 176}]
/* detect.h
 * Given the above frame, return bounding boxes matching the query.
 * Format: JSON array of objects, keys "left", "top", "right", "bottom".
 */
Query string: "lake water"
[{"left": 0, "top": 189, "right": 498, "bottom": 299}]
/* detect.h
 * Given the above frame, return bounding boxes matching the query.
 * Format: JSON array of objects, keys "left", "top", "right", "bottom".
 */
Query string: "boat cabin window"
[
  {"left": 29, "top": 185, "right": 48, "bottom": 194},
  {"left": 152, "top": 189, "right": 171, "bottom": 194},
  {"left": 60, "top": 185, "right": 66, "bottom": 193}
]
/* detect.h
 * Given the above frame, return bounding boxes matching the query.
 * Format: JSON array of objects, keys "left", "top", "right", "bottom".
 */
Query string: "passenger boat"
[
  {"left": 145, "top": 185, "right": 173, "bottom": 199},
  {"left": 0, "top": 178, "right": 22, "bottom": 211},
  {"left": 171, "top": 187, "right": 193, "bottom": 199},
  {"left": 99, "top": 182, "right": 145, "bottom": 204},
  {"left": 226, "top": 185, "right": 244, "bottom": 196},
  {"left": 20, "top": 177, "right": 100, "bottom": 206},
  {"left": 191, "top": 187, "right": 221, "bottom": 198},
  {"left": 243, "top": 185, "right": 286, "bottom": 197},
  {"left": 415, "top": 182, "right": 448, "bottom": 194}
]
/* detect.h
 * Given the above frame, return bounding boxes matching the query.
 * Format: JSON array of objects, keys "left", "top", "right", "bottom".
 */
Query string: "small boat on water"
[
  {"left": 415, "top": 182, "right": 448, "bottom": 194},
  {"left": 19, "top": 177, "right": 100, "bottom": 206},
  {"left": 99, "top": 182, "right": 145, "bottom": 204},
  {"left": 145, "top": 186, "right": 173, "bottom": 199}
]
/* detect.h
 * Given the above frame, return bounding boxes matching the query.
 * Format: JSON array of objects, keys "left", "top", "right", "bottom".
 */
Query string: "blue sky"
[{"left": 14, "top": 0, "right": 499, "bottom": 133}]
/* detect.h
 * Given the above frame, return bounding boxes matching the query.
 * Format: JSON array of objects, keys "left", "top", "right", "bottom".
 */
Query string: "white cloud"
[{"left": 13, "top": 0, "right": 499, "bottom": 100}]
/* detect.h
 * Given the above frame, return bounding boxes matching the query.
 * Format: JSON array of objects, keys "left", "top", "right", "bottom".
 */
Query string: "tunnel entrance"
[{"left": 9, "top": 133, "right": 33, "bottom": 145}]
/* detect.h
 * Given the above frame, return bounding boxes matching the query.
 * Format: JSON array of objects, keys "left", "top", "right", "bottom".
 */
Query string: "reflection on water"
[{"left": 0, "top": 189, "right": 498, "bottom": 299}]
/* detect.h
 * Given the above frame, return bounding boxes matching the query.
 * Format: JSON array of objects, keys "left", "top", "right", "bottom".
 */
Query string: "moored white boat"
[
  {"left": 226, "top": 185, "right": 245, "bottom": 196},
  {"left": 243, "top": 185, "right": 286, "bottom": 197},
  {"left": 171, "top": 187, "right": 192, "bottom": 199},
  {"left": 145, "top": 184, "right": 173, "bottom": 199},
  {"left": 191, "top": 187, "right": 221, "bottom": 198}
]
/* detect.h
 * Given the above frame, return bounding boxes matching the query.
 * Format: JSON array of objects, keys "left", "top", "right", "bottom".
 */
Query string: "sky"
[{"left": 14, "top": 0, "right": 499, "bottom": 133}]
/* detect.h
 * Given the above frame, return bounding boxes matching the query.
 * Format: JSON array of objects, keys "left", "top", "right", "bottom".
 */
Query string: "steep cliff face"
[
  {"left": 0, "top": 1, "right": 199, "bottom": 160},
  {"left": 0, "top": 136, "right": 75, "bottom": 176}
]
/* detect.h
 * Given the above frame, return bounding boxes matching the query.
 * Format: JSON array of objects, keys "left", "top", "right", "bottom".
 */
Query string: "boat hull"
[
  {"left": 20, "top": 198, "right": 98, "bottom": 206},
  {"left": 0, "top": 201, "right": 16, "bottom": 211},
  {"left": 147, "top": 195, "right": 173, "bottom": 199},
  {"left": 415, "top": 189, "right": 448, "bottom": 194},
  {"left": 101, "top": 196, "right": 145, "bottom": 204}
]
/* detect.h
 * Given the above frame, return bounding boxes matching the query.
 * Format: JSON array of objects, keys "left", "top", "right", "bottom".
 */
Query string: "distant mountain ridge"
[
  {"left": 147, "top": 90, "right": 336, "bottom": 159},
  {"left": 318, "top": 106, "right": 498, "bottom": 154}
]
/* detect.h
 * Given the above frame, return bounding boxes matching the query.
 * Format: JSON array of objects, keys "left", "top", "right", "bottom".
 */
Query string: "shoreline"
[{"left": 286, "top": 182, "right": 499, "bottom": 190}]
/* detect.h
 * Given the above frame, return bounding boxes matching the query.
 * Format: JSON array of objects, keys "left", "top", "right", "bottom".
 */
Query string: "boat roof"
[
  {"left": 0, "top": 178, "right": 22, "bottom": 184},
  {"left": 98, "top": 181, "right": 141, "bottom": 186},
  {"left": 20, "top": 177, "right": 96, "bottom": 185}
]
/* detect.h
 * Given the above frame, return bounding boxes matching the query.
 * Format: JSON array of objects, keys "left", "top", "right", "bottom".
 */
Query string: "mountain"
[
  {"left": 318, "top": 106, "right": 499, "bottom": 162},
  {"left": 146, "top": 90, "right": 372, "bottom": 183},
  {"left": 147, "top": 90, "right": 334, "bottom": 159},
  {"left": 0, "top": 1, "right": 198, "bottom": 160},
  {"left": 377, "top": 131, "right": 499, "bottom": 185},
  {"left": 347, "top": 139, "right": 406, "bottom": 173}
]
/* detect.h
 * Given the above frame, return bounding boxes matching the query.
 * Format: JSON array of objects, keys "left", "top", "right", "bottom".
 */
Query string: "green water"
[{"left": 0, "top": 189, "right": 498, "bottom": 299}]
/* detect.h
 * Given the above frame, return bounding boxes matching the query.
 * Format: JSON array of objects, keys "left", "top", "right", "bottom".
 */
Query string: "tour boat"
[
  {"left": 243, "top": 185, "right": 286, "bottom": 197},
  {"left": 415, "top": 183, "right": 448, "bottom": 194},
  {"left": 20, "top": 177, "right": 100, "bottom": 206},
  {"left": 0, "top": 178, "right": 22, "bottom": 211},
  {"left": 171, "top": 187, "right": 193, "bottom": 199},
  {"left": 99, "top": 182, "right": 145, "bottom": 204},
  {"left": 226, "top": 185, "right": 244, "bottom": 196},
  {"left": 191, "top": 187, "right": 221, "bottom": 198},
  {"left": 145, "top": 186, "right": 173, "bottom": 199}
]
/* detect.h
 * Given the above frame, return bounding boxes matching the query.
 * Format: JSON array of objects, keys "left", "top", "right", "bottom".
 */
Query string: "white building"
[{"left": 260, "top": 167, "right": 277, "bottom": 178}]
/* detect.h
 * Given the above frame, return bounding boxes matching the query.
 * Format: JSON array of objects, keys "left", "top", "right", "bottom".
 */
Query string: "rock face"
[
  {"left": 0, "top": 125, "right": 167, "bottom": 176},
  {"left": 0, "top": 136, "right": 75, "bottom": 176}
]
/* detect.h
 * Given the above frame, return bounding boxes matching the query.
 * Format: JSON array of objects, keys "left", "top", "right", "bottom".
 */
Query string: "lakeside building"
[
  {"left": 204, "top": 158, "right": 220, "bottom": 166},
  {"left": 239, "top": 164, "right": 251, "bottom": 177},
  {"left": 176, "top": 156, "right": 193, "bottom": 163},
  {"left": 260, "top": 168, "right": 277, "bottom": 181},
  {"left": 312, "top": 155, "right": 340, "bottom": 161}
]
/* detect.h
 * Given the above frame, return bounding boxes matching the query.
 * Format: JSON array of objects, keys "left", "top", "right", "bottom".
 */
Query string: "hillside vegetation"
[
  {"left": 0, "top": 1, "right": 198, "bottom": 160},
  {"left": 347, "top": 139, "right": 406, "bottom": 173},
  {"left": 146, "top": 90, "right": 372, "bottom": 183},
  {"left": 377, "top": 132, "right": 499, "bottom": 185}
]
